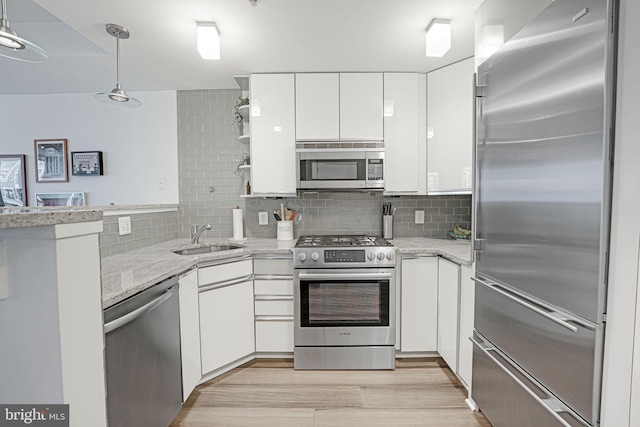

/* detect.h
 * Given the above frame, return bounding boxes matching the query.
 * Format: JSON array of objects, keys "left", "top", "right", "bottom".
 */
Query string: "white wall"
[
  {"left": 600, "top": 0, "right": 640, "bottom": 425},
  {"left": 0, "top": 91, "right": 178, "bottom": 206}
]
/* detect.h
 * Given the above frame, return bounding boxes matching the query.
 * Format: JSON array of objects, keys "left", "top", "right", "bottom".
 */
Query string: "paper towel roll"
[{"left": 233, "top": 208, "right": 244, "bottom": 240}]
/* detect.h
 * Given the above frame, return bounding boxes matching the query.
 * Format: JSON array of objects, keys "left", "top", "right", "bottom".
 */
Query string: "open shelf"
[{"left": 238, "top": 105, "right": 250, "bottom": 119}]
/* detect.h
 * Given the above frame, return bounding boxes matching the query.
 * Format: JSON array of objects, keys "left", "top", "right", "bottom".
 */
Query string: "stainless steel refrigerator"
[{"left": 471, "top": 0, "right": 617, "bottom": 426}]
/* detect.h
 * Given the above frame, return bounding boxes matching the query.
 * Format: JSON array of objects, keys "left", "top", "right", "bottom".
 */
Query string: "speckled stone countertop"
[
  {"left": 101, "top": 238, "right": 295, "bottom": 309},
  {"left": 101, "top": 236, "right": 471, "bottom": 309},
  {"left": 391, "top": 237, "right": 472, "bottom": 265},
  {"left": 0, "top": 207, "right": 103, "bottom": 229}
]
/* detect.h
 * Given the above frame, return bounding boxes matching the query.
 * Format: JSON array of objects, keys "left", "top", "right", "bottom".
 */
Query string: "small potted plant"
[{"left": 233, "top": 96, "right": 249, "bottom": 133}]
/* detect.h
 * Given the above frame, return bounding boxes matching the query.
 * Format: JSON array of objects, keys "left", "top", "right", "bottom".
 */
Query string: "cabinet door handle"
[
  {"left": 199, "top": 275, "right": 253, "bottom": 292},
  {"left": 255, "top": 295, "right": 293, "bottom": 301},
  {"left": 255, "top": 315, "right": 294, "bottom": 322}
]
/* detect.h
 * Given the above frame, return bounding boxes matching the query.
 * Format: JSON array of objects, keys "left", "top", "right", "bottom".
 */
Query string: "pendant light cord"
[
  {"left": 1, "top": 0, "right": 10, "bottom": 27},
  {"left": 115, "top": 30, "right": 121, "bottom": 90}
]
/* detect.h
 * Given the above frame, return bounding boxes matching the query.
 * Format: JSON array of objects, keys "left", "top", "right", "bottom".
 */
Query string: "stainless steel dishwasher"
[{"left": 104, "top": 276, "right": 182, "bottom": 427}]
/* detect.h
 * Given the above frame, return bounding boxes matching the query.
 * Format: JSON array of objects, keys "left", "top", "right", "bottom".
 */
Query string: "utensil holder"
[
  {"left": 277, "top": 220, "right": 294, "bottom": 241},
  {"left": 383, "top": 215, "right": 393, "bottom": 239}
]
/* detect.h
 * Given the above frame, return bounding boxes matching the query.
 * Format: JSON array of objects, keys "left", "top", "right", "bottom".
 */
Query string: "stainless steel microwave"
[{"left": 296, "top": 150, "right": 384, "bottom": 190}]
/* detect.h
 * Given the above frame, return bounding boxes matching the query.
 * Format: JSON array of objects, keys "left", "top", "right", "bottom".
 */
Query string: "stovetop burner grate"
[{"left": 295, "top": 234, "right": 392, "bottom": 247}]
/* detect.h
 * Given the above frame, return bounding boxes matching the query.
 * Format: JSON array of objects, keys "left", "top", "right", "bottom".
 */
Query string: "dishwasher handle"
[{"left": 104, "top": 286, "right": 177, "bottom": 334}]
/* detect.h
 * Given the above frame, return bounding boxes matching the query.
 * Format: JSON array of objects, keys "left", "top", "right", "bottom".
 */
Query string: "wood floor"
[{"left": 171, "top": 358, "right": 491, "bottom": 427}]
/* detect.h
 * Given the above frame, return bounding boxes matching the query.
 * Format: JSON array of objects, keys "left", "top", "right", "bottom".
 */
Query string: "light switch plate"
[
  {"left": 118, "top": 216, "right": 132, "bottom": 235},
  {"left": 258, "top": 211, "right": 269, "bottom": 226},
  {"left": 415, "top": 210, "right": 425, "bottom": 224}
]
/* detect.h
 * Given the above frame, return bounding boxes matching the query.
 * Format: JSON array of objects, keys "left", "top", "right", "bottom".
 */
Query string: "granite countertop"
[
  {"left": 391, "top": 237, "right": 473, "bottom": 265},
  {"left": 101, "top": 236, "right": 472, "bottom": 309},
  {"left": 0, "top": 207, "right": 103, "bottom": 229},
  {"left": 101, "top": 238, "right": 295, "bottom": 309}
]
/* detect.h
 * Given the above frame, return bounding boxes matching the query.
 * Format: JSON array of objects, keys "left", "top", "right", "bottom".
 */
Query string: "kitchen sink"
[{"left": 173, "top": 243, "right": 245, "bottom": 256}]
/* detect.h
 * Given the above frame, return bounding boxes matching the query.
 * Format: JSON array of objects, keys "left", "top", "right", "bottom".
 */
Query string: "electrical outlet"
[
  {"left": 415, "top": 210, "right": 425, "bottom": 224},
  {"left": 118, "top": 216, "right": 132, "bottom": 235},
  {"left": 258, "top": 211, "right": 269, "bottom": 226}
]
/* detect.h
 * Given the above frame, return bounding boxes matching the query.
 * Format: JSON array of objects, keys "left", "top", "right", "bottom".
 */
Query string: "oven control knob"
[
  {"left": 377, "top": 252, "right": 385, "bottom": 260},
  {"left": 311, "top": 252, "right": 320, "bottom": 261},
  {"left": 386, "top": 252, "right": 394, "bottom": 260},
  {"left": 367, "top": 252, "right": 375, "bottom": 261},
  {"left": 298, "top": 253, "right": 307, "bottom": 262}
]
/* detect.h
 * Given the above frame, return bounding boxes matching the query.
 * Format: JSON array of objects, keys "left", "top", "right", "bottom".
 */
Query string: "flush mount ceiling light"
[
  {"left": 248, "top": 0, "right": 261, "bottom": 6},
  {"left": 196, "top": 22, "right": 220, "bottom": 60},
  {"left": 425, "top": 18, "right": 451, "bottom": 58},
  {"left": 0, "top": 0, "right": 48, "bottom": 62},
  {"left": 94, "top": 24, "right": 141, "bottom": 108}
]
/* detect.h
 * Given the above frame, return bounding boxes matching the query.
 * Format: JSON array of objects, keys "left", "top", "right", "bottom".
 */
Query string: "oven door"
[{"left": 294, "top": 268, "right": 396, "bottom": 346}]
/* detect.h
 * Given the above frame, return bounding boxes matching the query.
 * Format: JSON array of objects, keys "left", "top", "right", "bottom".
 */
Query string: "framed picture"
[
  {"left": 0, "top": 154, "right": 28, "bottom": 207},
  {"left": 35, "top": 192, "right": 85, "bottom": 207},
  {"left": 71, "top": 151, "right": 103, "bottom": 176},
  {"left": 34, "top": 139, "right": 68, "bottom": 182}
]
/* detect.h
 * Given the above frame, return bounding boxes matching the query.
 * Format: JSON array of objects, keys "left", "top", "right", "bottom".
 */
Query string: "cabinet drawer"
[
  {"left": 255, "top": 299, "right": 293, "bottom": 316},
  {"left": 254, "top": 279, "right": 293, "bottom": 295},
  {"left": 254, "top": 258, "right": 293, "bottom": 276},
  {"left": 255, "top": 320, "right": 294, "bottom": 353},
  {"left": 198, "top": 259, "right": 252, "bottom": 286}
]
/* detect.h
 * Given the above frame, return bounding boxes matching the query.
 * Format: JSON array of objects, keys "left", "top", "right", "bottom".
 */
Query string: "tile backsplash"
[
  {"left": 99, "top": 211, "right": 178, "bottom": 258},
  {"left": 176, "top": 89, "right": 246, "bottom": 239},
  {"left": 244, "top": 192, "right": 471, "bottom": 239}
]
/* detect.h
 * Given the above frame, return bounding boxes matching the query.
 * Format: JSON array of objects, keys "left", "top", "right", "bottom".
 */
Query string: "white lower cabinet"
[
  {"left": 199, "top": 262, "right": 255, "bottom": 375},
  {"left": 437, "top": 258, "right": 461, "bottom": 372},
  {"left": 255, "top": 320, "right": 294, "bottom": 353},
  {"left": 400, "top": 256, "right": 438, "bottom": 352},
  {"left": 254, "top": 256, "right": 294, "bottom": 354},
  {"left": 457, "top": 264, "right": 475, "bottom": 387},
  {"left": 178, "top": 269, "right": 201, "bottom": 402}
]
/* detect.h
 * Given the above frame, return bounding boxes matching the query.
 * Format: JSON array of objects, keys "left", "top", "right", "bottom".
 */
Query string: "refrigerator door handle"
[
  {"left": 471, "top": 336, "right": 574, "bottom": 427},
  {"left": 471, "top": 277, "right": 580, "bottom": 333}
]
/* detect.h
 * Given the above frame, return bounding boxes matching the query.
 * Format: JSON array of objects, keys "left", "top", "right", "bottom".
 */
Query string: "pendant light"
[
  {"left": 0, "top": 0, "right": 48, "bottom": 62},
  {"left": 94, "top": 24, "right": 141, "bottom": 108}
]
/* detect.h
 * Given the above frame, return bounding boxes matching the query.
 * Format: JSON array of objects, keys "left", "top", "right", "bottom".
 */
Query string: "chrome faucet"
[{"left": 191, "top": 224, "right": 212, "bottom": 244}]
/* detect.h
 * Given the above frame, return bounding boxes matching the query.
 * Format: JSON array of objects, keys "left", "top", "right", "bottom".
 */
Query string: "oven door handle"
[{"left": 298, "top": 272, "right": 393, "bottom": 281}]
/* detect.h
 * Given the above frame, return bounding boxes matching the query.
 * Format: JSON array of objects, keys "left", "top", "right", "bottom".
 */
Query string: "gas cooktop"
[
  {"left": 293, "top": 235, "right": 396, "bottom": 267},
  {"left": 295, "top": 234, "right": 393, "bottom": 247}
]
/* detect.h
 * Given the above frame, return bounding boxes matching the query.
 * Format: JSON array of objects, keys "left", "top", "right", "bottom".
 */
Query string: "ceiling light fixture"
[
  {"left": 196, "top": 22, "right": 220, "bottom": 60},
  {"left": 95, "top": 24, "right": 141, "bottom": 108},
  {"left": 0, "top": 0, "right": 48, "bottom": 62},
  {"left": 248, "top": 0, "right": 261, "bottom": 6},
  {"left": 425, "top": 18, "right": 451, "bottom": 58}
]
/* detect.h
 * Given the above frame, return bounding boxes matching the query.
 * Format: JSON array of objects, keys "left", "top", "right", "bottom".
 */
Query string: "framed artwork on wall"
[
  {"left": 35, "top": 192, "right": 85, "bottom": 207},
  {"left": 0, "top": 154, "right": 28, "bottom": 207},
  {"left": 34, "top": 139, "right": 68, "bottom": 183},
  {"left": 71, "top": 151, "right": 103, "bottom": 176}
]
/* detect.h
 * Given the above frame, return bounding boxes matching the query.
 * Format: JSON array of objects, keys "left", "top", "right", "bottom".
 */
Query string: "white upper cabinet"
[
  {"left": 340, "top": 73, "right": 384, "bottom": 140},
  {"left": 295, "top": 73, "right": 340, "bottom": 141},
  {"left": 250, "top": 74, "right": 297, "bottom": 195},
  {"left": 427, "top": 57, "right": 474, "bottom": 194},
  {"left": 383, "top": 73, "right": 426, "bottom": 195}
]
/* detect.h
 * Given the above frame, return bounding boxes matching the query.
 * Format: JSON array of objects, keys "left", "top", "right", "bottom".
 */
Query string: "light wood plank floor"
[{"left": 171, "top": 358, "right": 491, "bottom": 427}]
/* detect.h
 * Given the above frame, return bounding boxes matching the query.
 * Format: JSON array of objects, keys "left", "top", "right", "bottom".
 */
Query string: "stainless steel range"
[{"left": 293, "top": 235, "right": 396, "bottom": 370}]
